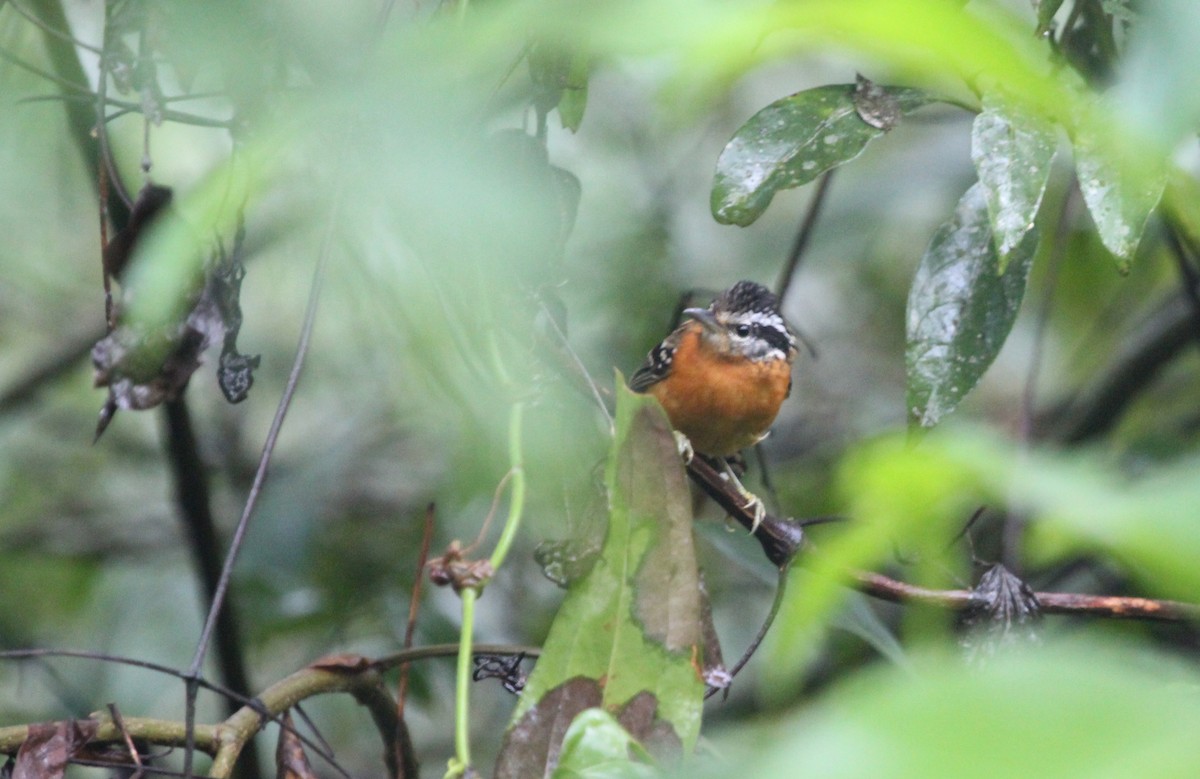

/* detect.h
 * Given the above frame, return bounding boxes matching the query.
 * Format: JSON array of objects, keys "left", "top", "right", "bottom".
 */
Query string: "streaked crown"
[{"left": 704, "top": 281, "right": 796, "bottom": 361}]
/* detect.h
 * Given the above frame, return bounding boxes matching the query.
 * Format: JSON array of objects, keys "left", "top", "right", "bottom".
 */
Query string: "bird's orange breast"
[{"left": 648, "top": 328, "right": 792, "bottom": 457}]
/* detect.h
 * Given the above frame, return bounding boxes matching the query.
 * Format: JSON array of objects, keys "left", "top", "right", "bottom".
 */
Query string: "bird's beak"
[{"left": 684, "top": 307, "right": 721, "bottom": 333}]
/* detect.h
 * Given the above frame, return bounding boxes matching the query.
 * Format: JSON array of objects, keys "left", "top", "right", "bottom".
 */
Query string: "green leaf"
[
  {"left": 496, "top": 382, "right": 705, "bottom": 778},
  {"left": 718, "top": 641, "right": 1200, "bottom": 779},
  {"left": 906, "top": 182, "right": 1035, "bottom": 429},
  {"left": 551, "top": 710, "right": 657, "bottom": 779},
  {"left": 1035, "top": 0, "right": 1066, "bottom": 34},
  {"left": 711, "top": 84, "right": 934, "bottom": 226},
  {"left": 762, "top": 433, "right": 980, "bottom": 697},
  {"left": 558, "top": 54, "right": 590, "bottom": 132},
  {"left": 529, "top": 43, "right": 590, "bottom": 132},
  {"left": 835, "top": 428, "right": 1200, "bottom": 602},
  {"left": 1005, "top": 450, "right": 1200, "bottom": 601},
  {"left": 1073, "top": 122, "right": 1165, "bottom": 270},
  {"left": 971, "top": 94, "right": 1057, "bottom": 267}
]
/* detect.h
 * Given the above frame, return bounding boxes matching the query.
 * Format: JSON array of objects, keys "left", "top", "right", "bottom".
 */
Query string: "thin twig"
[
  {"left": 137, "top": 20, "right": 152, "bottom": 177},
  {"left": 1048, "top": 296, "right": 1199, "bottom": 443},
  {"left": 1019, "top": 186, "right": 1074, "bottom": 442},
  {"left": 181, "top": 186, "right": 337, "bottom": 776},
  {"left": 0, "top": 644, "right": 538, "bottom": 774},
  {"left": 7, "top": 0, "right": 103, "bottom": 53},
  {"left": 536, "top": 296, "right": 613, "bottom": 430},
  {"left": 291, "top": 705, "right": 336, "bottom": 765},
  {"left": 1163, "top": 218, "right": 1200, "bottom": 347},
  {"left": 97, "top": 3, "right": 132, "bottom": 210},
  {"left": 397, "top": 504, "right": 436, "bottom": 718},
  {"left": 704, "top": 566, "right": 791, "bottom": 700},
  {"left": 775, "top": 170, "right": 835, "bottom": 300},
  {"left": 463, "top": 470, "right": 513, "bottom": 554},
  {"left": 851, "top": 569, "right": 1200, "bottom": 622},
  {"left": 0, "top": 328, "right": 102, "bottom": 415},
  {"left": 106, "top": 703, "right": 145, "bottom": 779},
  {"left": 1004, "top": 187, "right": 1074, "bottom": 571},
  {"left": 19, "top": 0, "right": 130, "bottom": 230},
  {"left": 0, "top": 44, "right": 91, "bottom": 94},
  {"left": 162, "top": 399, "right": 263, "bottom": 779}
]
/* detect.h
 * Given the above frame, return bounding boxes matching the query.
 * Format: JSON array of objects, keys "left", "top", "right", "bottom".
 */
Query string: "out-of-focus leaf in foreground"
[
  {"left": 551, "top": 709, "right": 658, "bottom": 779},
  {"left": 906, "top": 182, "right": 1035, "bottom": 429},
  {"left": 712, "top": 83, "right": 934, "bottom": 226},
  {"left": 495, "top": 382, "right": 705, "bottom": 778},
  {"left": 971, "top": 94, "right": 1057, "bottom": 266},
  {"left": 709, "top": 641, "right": 1200, "bottom": 779},
  {"left": 765, "top": 424, "right": 1200, "bottom": 693},
  {"left": 762, "top": 433, "right": 981, "bottom": 697},
  {"left": 1113, "top": 0, "right": 1200, "bottom": 161},
  {"left": 1006, "top": 451, "right": 1200, "bottom": 602}
]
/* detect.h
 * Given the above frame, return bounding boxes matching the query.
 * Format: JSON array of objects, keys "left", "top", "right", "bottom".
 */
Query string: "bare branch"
[{"left": 852, "top": 569, "right": 1200, "bottom": 622}]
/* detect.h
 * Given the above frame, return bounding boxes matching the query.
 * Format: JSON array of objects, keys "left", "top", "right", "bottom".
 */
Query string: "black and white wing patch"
[{"left": 629, "top": 340, "right": 675, "bottom": 392}]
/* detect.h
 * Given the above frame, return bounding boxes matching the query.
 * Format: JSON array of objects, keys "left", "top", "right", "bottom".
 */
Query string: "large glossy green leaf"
[
  {"left": 906, "top": 182, "right": 1035, "bottom": 429},
  {"left": 496, "top": 382, "right": 705, "bottom": 778},
  {"left": 711, "top": 84, "right": 934, "bottom": 226},
  {"left": 971, "top": 94, "right": 1057, "bottom": 267},
  {"left": 1074, "top": 122, "right": 1165, "bottom": 270}
]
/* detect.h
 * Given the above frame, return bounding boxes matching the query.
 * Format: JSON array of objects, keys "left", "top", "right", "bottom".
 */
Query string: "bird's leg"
[
  {"left": 673, "top": 431, "right": 695, "bottom": 465},
  {"left": 717, "top": 456, "right": 766, "bottom": 533}
]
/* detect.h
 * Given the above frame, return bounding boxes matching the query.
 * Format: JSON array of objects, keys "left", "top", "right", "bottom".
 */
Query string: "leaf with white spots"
[
  {"left": 971, "top": 95, "right": 1056, "bottom": 270},
  {"left": 712, "top": 84, "right": 935, "bottom": 226},
  {"left": 906, "top": 182, "right": 1036, "bottom": 429},
  {"left": 1074, "top": 124, "right": 1165, "bottom": 271}
]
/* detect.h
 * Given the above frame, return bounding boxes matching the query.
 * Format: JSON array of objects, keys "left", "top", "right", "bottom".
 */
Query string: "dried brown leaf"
[
  {"left": 12, "top": 720, "right": 98, "bottom": 779},
  {"left": 275, "top": 713, "right": 318, "bottom": 779},
  {"left": 309, "top": 653, "right": 371, "bottom": 672}
]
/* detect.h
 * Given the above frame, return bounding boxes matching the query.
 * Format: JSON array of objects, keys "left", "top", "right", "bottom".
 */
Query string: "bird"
[{"left": 629, "top": 280, "right": 797, "bottom": 528}]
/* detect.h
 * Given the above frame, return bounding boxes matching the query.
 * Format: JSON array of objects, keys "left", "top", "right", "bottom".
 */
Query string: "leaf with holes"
[
  {"left": 906, "top": 182, "right": 1036, "bottom": 428},
  {"left": 495, "top": 381, "right": 705, "bottom": 778},
  {"left": 712, "top": 83, "right": 935, "bottom": 226},
  {"left": 971, "top": 94, "right": 1056, "bottom": 269}
]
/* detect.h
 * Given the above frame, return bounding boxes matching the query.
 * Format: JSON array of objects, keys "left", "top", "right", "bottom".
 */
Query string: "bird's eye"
[{"left": 734, "top": 324, "right": 752, "bottom": 338}]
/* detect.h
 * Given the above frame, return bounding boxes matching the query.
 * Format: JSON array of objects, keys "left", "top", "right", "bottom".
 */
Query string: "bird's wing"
[{"left": 628, "top": 334, "right": 678, "bottom": 392}]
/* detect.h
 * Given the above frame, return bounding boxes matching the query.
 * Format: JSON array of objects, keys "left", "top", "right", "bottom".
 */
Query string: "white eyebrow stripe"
[{"left": 730, "top": 310, "right": 785, "bottom": 330}]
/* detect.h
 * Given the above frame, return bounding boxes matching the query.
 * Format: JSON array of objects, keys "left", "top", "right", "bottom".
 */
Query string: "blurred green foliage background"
[{"left": 2, "top": 0, "right": 1200, "bottom": 776}]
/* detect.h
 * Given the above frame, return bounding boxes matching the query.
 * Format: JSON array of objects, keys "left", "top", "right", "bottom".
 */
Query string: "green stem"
[
  {"left": 449, "top": 587, "right": 478, "bottom": 777},
  {"left": 446, "top": 399, "right": 527, "bottom": 778},
  {"left": 489, "top": 401, "right": 527, "bottom": 571}
]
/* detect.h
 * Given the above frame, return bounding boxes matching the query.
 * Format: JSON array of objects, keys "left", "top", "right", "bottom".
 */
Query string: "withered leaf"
[
  {"left": 12, "top": 720, "right": 98, "bottom": 779},
  {"left": 93, "top": 213, "right": 259, "bottom": 438},
  {"left": 275, "top": 713, "right": 318, "bottom": 779},
  {"left": 495, "top": 678, "right": 603, "bottom": 778},
  {"left": 309, "top": 653, "right": 372, "bottom": 672},
  {"left": 853, "top": 73, "right": 903, "bottom": 130}
]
